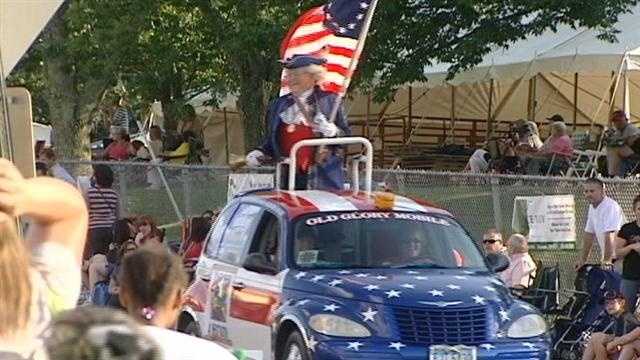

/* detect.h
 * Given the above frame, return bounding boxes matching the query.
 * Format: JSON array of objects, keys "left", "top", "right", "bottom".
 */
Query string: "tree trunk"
[
  {"left": 43, "top": 9, "right": 92, "bottom": 172},
  {"left": 238, "top": 68, "right": 267, "bottom": 152}
]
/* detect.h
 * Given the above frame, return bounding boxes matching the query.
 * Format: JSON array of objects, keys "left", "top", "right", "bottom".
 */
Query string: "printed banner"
[{"left": 512, "top": 195, "right": 576, "bottom": 244}]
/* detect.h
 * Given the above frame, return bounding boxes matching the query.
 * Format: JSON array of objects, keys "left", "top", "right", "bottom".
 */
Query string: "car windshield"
[{"left": 292, "top": 211, "right": 487, "bottom": 270}]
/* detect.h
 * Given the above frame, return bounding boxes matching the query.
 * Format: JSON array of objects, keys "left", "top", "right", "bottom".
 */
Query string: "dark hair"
[
  {"left": 119, "top": 247, "right": 187, "bottom": 324},
  {"left": 34, "top": 140, "right": 46, "bottom": 157},
  {"left": 112, "top": 218, "right": 134, "bottom": 245},
  {"left": 93, "top": 165, "right": 114, "bottom": 188},
  {"left": 40, "top": 148, "right": 56, "bottom": 161},
  {"left": 585, "top": 177, "right": 604, "bottom": 188},
  {"left": 123, "top": 134, "right": 131, "bottom": 142},
  {"left": 45, "top": 306, "right": 160, "bottom": 360},
  {"left": 35, "top": 161, "right": 48, "bottom": 175},
  {"left": 182, "top": 130, "right": 196, "bottom": 142},
  {"left": 634, "top": 195, "right": 640, "bottom": 208},
  {"left": 189, "top": 217, "right": 211, "bottom": 244}
]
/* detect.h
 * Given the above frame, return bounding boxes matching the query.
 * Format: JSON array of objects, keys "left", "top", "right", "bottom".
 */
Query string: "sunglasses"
[{"left": 483, "top": 239, "right": 500, "bottom": 244}]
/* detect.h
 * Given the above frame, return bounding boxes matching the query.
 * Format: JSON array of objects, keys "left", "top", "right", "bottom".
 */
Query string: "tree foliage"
[{"left": 8, "top": 0, "right": 639, "bottom": 154}]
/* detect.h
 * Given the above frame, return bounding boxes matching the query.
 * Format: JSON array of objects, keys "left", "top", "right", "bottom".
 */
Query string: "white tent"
[{"left": 344, "top": 4, "right": 640, "bottom": 154}]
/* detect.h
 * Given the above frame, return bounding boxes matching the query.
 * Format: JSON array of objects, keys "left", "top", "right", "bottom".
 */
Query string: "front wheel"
[{"left": 281, "top": 331, "right": 311, "bottom": 360}]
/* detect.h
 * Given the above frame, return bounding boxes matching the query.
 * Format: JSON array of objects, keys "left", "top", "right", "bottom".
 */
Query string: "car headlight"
[
  {"left": 309, "top": 314, "right": 371, "bottom": 337},
  {"left": 507, "top": 314, "right": 547, "bottom": 338}
]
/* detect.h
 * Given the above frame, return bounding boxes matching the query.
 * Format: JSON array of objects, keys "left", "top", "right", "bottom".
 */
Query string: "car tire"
[
  {"left": 281, "top": 331, "right": 311, "bottom": 360},
  {"left": 183, "top": 319, "right": 201, "bottom": 337}
]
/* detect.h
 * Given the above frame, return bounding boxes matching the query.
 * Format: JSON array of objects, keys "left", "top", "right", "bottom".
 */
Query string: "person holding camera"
[{"left": 605, "top": 110, "right": 640, "bottom": 177}]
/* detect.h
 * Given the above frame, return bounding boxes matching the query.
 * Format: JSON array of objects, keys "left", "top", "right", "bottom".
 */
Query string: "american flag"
[{"left": 279, "top": 0, "right": 374, "bottom": 95}]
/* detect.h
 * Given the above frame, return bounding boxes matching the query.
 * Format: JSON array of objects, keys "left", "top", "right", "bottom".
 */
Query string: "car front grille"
[{"left": 393, "top": 305, "right": 488, "bottom": 345}]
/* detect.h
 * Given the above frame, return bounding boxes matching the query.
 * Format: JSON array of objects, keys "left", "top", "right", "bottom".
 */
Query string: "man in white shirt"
[{"left": 577, "top": 178, "right": 625, "bottom": 269}]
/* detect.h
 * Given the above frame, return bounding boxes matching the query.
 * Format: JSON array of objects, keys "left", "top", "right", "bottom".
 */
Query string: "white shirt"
[
  {"left": 467, "top": 149, "right": 490, "bottom": 173},
  {"left": 49, "top": 163, "right": 75, "bottom": 184},
  {"left": 585, "top": 196, "right": 625, "bottom": 259},
  {"left": 143, "top": 326, "right": 237, "bottom": 360}
]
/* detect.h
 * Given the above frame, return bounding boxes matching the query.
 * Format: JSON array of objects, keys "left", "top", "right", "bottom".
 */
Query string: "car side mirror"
[
  {"left": 486, "top": 253, "right": 510, "bottom": 273},
  {"left": 243, "top": 253, "right": 278, "bottom": 275}
]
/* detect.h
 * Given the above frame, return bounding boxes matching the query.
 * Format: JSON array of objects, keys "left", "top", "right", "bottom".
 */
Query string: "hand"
[
  {"left": 0, "top": 159, "right": 27, "bottom": 220},
  {"left": 606, "top": 341, "right": 620, "bottom": 353},
  {"left": 632, "top": 242, "right": 640, "bottom": 253},
  {"left": 246, "top": 150, "right": 265, "bottom": 167},
  {"left": 312, "top": 113, "right": 338, "bottom": 137},
  {"left": 134, "top": 232, "right": 144, "bottom": 245}
]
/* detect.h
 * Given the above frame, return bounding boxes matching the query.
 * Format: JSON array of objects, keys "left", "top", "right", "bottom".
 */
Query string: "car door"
[
  {"left": 200, "top": 202, "right": 264, "bottom": 347},
  {"left": 227, "top": 209, "right": 285, "bottom": 360}
]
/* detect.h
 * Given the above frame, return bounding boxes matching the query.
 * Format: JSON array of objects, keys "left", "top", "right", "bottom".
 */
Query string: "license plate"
[{"left": 429, "top": 345, "right": 477, "bottom": 360}]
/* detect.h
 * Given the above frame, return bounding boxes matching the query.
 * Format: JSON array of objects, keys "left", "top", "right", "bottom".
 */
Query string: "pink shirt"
[
  {"left": 542, "top": 135, "right": 573, "bottom": 158},
  {"left": 105, "top": 141, "right": 130, "bottom": 160},
  {"left": 501, "top": 253, "right": 537, "bottom": 288}
]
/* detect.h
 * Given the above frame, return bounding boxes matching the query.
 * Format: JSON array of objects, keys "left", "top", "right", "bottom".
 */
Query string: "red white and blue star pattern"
[{"left": 280, "top": 268, "right": 548, "bottom": 354}]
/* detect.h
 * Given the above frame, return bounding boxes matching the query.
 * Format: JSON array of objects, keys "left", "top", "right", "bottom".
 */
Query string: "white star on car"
[
  {"left": 472, "top": 295, "right": 487, "bottom": 305},
  {"left": 522, "top": 342, "right": 536, "bottom": 349},
  {"left": 324, "top": 304, "right": 340, "bottom": 312},
  {"left": 307, "top": 336, "right": 318, "bottom": 352},
  {"left": 455, "top": 276, "right": 467, "bottom": 280},
  {"left": 374, "top": 275, "right": 388, "bottom": 280},
  {"left": 414, "top": 276, "right": 428, "bottom": 280},
  {"left": 347, "top": 342, "right": 363, "bottom": 351},
  {"left": 429, "top": 289, "right": 444, "bottom": 297},
  {"left": 329, "top": 279, "right": 343, "bottom": 287},
  {"left": 310, "top": 275, "right": 325, "bottom": 282},
  {"left": 406, "top": 270, "right": 419, "bottom": 275},
  {"left": 360, "top": 2, "right": 370, "bottom": 9},
  {"left": 296, "top": 299, "right": 310, "bottom": 306},
  {"left": 389, "top": 342, "right": 406, "bottom": 351},
  {"left": 362, "top": 307, "right": 378, "bottom": 322},
  {"left": 499, "top": 309, "right": 510, "bottom": 322},
  {"left": 496, "top": 332, "right": 505, "bottom": 338},
  {"left": 386, "top": 290, "right": 402, "bottom": 298},
  {"left": 364, "top": 284, "right": 380, "bottom": 291},
  {"left": 355, "top": 273, "right": 370, "bottom": 278},
  {"left": 401, "top": 283, "right": 416, "bottom": 289},
  {"left": 338, "top": 270, "right": 352, "bottom": 275},
  {"left": 295, "top": 272, "right": 307, "bottom": 279},
  {"left": 446, "top": 284, "right": 461, "bottom": 290},
  {"left": 480, "top": 344, "right": 496, "bottom": 350},
  {"left": 484, "top": 286, "right": 497, "bottom": 292}
]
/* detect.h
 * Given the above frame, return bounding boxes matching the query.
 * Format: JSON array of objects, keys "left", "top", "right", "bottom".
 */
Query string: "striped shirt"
[
  {"left": 112, "top": 107, "right": 132, "bottom": 134},
  {"left": 87, "top": 187, "right": 119, "bottom": 229}
]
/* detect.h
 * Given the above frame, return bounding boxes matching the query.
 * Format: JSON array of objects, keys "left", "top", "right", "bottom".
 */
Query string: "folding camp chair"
[{"left": 565, "top": 150, "right": 604, "bottom": 178}]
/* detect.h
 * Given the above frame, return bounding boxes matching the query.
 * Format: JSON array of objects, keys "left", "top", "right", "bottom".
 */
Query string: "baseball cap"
[
  {"left": 280, "top": 54, "right": 327, "bottom": 69},
  {"left": 602, "top": 290, "right": 625, "bottom": 303}
]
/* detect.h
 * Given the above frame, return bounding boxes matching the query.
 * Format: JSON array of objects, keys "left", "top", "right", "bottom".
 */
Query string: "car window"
[
  {"left": 293, "top": 211, "right": 487, "bottom": 270},
  {"left": 247, "top": 211, "right": 281, "bottom": 269},
  {"left": 203, "top": 204, "right": 238, "bottom": 259},
  {"left": 216, "top": 204, "right": 263, "bottom": 265}
]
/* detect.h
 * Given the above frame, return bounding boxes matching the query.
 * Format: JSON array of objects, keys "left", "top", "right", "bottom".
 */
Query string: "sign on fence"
[
  {"left": 227, "top": 174, "right": 274, "bottom": 200},
  {"left": 512, "top": 195, "right": 576, "bottom": 248}
]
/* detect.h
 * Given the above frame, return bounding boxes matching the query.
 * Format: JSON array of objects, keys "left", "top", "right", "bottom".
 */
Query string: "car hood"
[{"left": 285, "top": 268, "right": 513, "bottom": 308}]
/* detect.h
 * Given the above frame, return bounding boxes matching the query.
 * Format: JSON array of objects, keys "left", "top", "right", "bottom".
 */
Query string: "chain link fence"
[{"left": 60, "top": 160, "right": 640, "bottom": 291}]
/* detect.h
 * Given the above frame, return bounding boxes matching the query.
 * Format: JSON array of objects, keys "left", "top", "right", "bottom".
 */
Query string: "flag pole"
[{"left": 327, "top": 0, "right": 380, "bottom": 124}]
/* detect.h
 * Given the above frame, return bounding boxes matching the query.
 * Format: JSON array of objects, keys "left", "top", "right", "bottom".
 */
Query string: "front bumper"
[{"left": 312, "top": 339, "right": 550, "bottom": 360}]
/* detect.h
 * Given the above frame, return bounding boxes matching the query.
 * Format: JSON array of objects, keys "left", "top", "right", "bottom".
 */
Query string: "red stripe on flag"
[
  {"left": 323, "top": 82, "right": 344, "bottom": 94},
  {"left": 280, "top": 6, "right": 325, "bottom": 57},
  {"left": 329, "top": 46, "right": 355, "bottom": 58},
  {"left": 287, "top": 29, "right": 333, "bottom": 50},
  {"left": 325, "top": 63, "right": 349, "bottom": 77}
]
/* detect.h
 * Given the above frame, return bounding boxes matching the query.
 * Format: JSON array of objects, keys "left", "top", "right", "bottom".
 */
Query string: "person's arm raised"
[{"left": 0, "top": 159, "right": 88, "bottom": 264}]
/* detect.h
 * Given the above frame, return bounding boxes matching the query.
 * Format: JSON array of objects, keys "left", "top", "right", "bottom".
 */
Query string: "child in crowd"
[
  {"left": 135, "top": 215, "right": 163, "bottom": 247},
  {"left": 582, "top": 291, "right": 640, "bottom": 360},
  {"left": 118, "top": 246, "right": 235, "bottom": 359},
  {"left": 0, "top": 159, "right": 87, "bottom": 359},
  {"left": 45, "top": 306, "right": 160, "bottom": 360}
]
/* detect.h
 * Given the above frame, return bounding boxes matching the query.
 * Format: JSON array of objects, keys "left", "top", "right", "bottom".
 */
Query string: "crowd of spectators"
[{"left": 466, "top": 110, "right": 640, "bottom": 178}]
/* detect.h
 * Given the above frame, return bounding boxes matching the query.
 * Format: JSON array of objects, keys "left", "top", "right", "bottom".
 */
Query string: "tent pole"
[
  {"left": 408, "top": 86, "right": 413, "bottom": 144},
  {"left": 487, "top": 79, "right": 494, "bottom": 140},
  {"left": 532, "top": 75, "right": 537, "bottom": 121},
  {"left": 573, "top": 73, "right": 578, "bottom": 131},
  {"left": 589, "top": 54, "right": 627, "bottom": 127},
  {"left": 624, "top": 62, "right": 630, "bottom": 119}
]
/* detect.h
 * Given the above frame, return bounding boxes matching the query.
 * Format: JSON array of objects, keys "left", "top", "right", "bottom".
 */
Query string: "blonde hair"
[
  {"left": 509, "top": 233, "right": 529, "bottom": 254},
  {"left": 288, "top": 65, "right": 326, "bottom": 83},
  {"left": 0, "top": 221, "right": 32, "bottom": 337}
]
